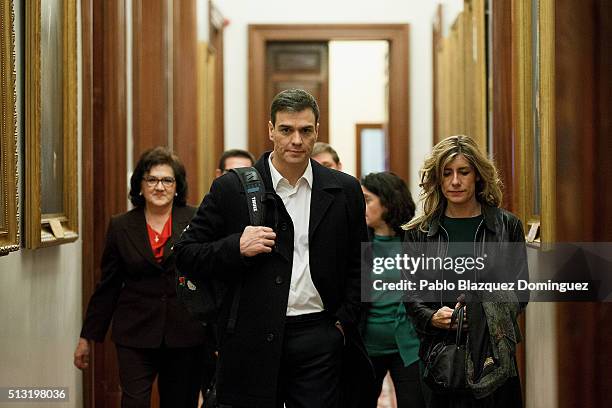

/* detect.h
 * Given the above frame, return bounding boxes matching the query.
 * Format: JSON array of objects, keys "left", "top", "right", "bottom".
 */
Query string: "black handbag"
[
  {"left": 202, "top": 375, "right": 218, "bottom": 408},
  {"left": 423, "top": 304, "right": 468, "bottom": 393}
]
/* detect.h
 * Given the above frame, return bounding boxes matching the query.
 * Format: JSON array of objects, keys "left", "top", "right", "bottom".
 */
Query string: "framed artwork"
[
  {"left": 26, "top": 0, "right": 78, "bottom": 249},
  {"left": 0, "top": 0, "right": 19, "bottom": 256}
]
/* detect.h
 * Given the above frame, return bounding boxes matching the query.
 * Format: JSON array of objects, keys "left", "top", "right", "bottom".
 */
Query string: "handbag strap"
[{"left": 450, "top": 304, "right": 466, "bottom": 345}]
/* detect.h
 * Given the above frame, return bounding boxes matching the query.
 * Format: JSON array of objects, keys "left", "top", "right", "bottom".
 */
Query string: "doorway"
[{"left": 248, "top": 24, "right": 410, "bottom": 181}]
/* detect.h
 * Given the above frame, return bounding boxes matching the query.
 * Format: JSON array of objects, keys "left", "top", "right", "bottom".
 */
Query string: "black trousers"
[
  {"left": 115, "top": 343, "right": 210, "bottom": 408},
  {"left": 361, "top": 353, "right": 426, "bottom": 408},
  {"left": 277, "top": 312, "right": 344, "bottom": 408}
]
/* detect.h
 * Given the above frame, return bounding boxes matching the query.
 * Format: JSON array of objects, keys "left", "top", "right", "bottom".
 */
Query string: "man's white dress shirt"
[{"left": 268, "top": 154, "right": 324, "bottom": 316}]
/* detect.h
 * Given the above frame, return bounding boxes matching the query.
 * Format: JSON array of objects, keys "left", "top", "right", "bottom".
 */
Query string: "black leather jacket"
[
  {"left": 404, "top": 205, "right": 529, "bottom": 398},
  {"left": 404, "top": 204, "right": 529, "bottom": 350}
]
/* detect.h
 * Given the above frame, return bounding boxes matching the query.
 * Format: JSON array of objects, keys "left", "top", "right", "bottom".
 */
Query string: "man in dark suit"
[{"left": 175, "top": 89, "right": 370, "bottom": 408}]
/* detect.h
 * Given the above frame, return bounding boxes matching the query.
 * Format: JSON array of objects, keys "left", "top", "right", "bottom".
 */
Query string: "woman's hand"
[
  {"left": 74, "top": 337, "right": 91, "bottom": 370},
  {"left": 430, "top": 304, "right": 468, "bottom": 330}
]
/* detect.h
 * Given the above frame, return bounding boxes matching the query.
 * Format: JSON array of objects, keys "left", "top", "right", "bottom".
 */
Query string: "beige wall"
[
  {"left": 0, "top": 1, "right": 83, "bottom": 407},
  {"left": 329, "top": 41, "right": 388, "bottom": 177}
]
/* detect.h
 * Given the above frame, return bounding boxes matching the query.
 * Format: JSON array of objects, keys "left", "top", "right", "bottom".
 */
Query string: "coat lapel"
[
  {"left": 309, "top": 160, "right": 340, "bottom": 240},
  {"left": 255, "top": 154, "right": 293, "bottom": 263},
  {"left": 123, "top": 208, "right": 160, "bottom": 269},
  {"left": 162, "top": 206, "right": 195, "bottom": 265},
  {"left": 255, "top": 153, "right": 341, "bottom": 249}
]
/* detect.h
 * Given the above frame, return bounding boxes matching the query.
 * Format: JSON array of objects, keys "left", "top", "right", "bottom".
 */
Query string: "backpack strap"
[
  {"left": 225, "top": 167, "right": 266, "bottom": 334},
  {"left": 229, "top": 167, "right": 266, "bottom": 226}
]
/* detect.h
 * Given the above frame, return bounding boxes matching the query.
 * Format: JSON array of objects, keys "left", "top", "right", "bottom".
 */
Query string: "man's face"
[
  {"left": 268, "top": 109, "right": 318, "bottom": 167},
  {"left": 312, "top": 152, "right": 341, "bottom": 171},
  {"left": 215, "top": 156, "right": 253, "bottom": 178}
]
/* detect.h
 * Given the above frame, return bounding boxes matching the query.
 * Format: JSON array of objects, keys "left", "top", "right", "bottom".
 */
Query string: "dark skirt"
[{"left": 428, "top": 375, "right": 523, "bottom": 408}]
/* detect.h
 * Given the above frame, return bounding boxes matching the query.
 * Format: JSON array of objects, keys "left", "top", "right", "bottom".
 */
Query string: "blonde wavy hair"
[{"left": 405, "top": 135, "right": 503, "bottom": 232}]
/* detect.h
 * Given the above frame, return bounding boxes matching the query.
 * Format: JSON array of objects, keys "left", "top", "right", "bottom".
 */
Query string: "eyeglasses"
[{"left": 143, "top": 176, "right": 176, "bottom": 187}]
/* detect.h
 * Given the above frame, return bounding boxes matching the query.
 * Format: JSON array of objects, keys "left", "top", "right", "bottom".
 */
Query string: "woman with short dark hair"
[
  {"left": 360, "top": 172, "right": 425, "bottom": 408},
  {"left": 74, "top": 146, "right": 214, "bottom": 407}
]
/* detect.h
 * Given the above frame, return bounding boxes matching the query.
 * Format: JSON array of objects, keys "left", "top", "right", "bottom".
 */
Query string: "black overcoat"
[
  {"left": 174, "top": 153, "right": 373, "bottom": 407},
  {"left": 81, "top": 205, "right": 208, "bottom": 348}
]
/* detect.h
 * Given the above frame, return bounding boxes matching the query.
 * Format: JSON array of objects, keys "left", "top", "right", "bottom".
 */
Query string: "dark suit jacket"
[
  {"left": 80, "top": 205, "right": 207, "bottom": 348},
  {"left": 174, "top": 153, "right": 371, "bottom": 407}
]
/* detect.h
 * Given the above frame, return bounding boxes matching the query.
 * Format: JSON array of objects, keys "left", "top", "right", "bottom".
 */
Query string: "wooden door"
[
  {"left": 263, "top": 42, "right": 329, "bottom": 155},
  {"left": 249, "top": 25, "right": 410, "bottom": 182}
]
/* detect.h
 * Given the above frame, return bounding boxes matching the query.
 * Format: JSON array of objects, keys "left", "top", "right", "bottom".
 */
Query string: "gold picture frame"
[
  {"left": 26, "top": 0, "right": 78, "bottom": 249},
  {"left": 0, "top": 0, "right": 19, "bottom": 256}
]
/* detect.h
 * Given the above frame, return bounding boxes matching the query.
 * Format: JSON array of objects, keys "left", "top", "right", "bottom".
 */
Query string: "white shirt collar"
[{"left": 268, "top": 153, "right": 313, "bottom": 190}]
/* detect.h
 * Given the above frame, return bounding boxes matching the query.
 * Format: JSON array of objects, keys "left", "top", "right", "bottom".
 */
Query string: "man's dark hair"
[
  {"left": 218, "top": 149, "right": 256, "bottom": 172},
  {"left": 129, "top": 146, "right": 188, "bottom": 207},
  {"left": 361, "top": 172, "right": 416, "bottom": 235},
  {"left": 270, "top": 88, "right": 320, "bottom": 125}
]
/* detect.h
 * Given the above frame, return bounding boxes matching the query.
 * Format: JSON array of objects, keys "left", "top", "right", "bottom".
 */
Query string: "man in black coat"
[{"left": 175, "top": 89, "right": 371, "bottom": 408}]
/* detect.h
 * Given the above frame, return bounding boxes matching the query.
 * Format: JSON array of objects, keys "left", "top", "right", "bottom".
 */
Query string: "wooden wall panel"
[
  {"left": 554, "top": 0, "right": 595, "bottom": 242},
  {"left": 197, "top": 43, "right": 217, "bottom": 200},
  {"left": 432, "top": 0, "right": 486, "bottom": 151},
  {"left": 209, "top": 1, "right": 225, "bottom": 167},
  {"left": 132, "top": 0, "right": 168, "bottom": 159},
  {"left": 131, "top": 0, "right": 212, "bottom": 204},
  {"left": 594, "top": 0, "right": 612, "bottom": 241},
  {"left": 490, "top": 0, "right": 515, "bottom": 211},
  {"left": 555, "top": 0, "right": 612, "bottom": 406},
  {"left": 81, "top": 0, "right": 93, "bottom": 404},
  {"left": 82, "top": 1, "right": 128, "bottom": 407},
  {"left": 464, "top": 0, "right": 486, "bottom": 151},
  {"left": 432, "top": 5, "right": 442, "bottom": 145},
  {"left": 172, "top": 0, "right": 199, "bottom": 204}
]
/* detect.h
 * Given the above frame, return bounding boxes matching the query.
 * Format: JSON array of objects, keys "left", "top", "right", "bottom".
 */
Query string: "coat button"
[
  {"left": 275, "top": 276, "right": 283, "bottom": 285},
  {"left": 266, "top": 333, "right": 275, "bottom": 342},
  {"left": 280, "top": 223, "right": 288, "bottom": 231}
]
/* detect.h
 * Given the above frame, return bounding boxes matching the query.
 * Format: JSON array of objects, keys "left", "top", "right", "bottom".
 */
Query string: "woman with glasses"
[{"left": 73, "top": 147, "right": 214, "bottom": 407}]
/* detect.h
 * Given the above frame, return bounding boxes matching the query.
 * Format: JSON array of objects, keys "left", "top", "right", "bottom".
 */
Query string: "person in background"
[
  {"left": 215, "top": 149, "right": 256, "bottom": 178},
  {"left": 360, "top": 172, "right": 425, "bottom": 408},
  {"left": 404, "top": 135, "right": 528, "bottom": 408},
  {"left": 74, "top": 147, "right": 213, "bottom": 408},
  {"left": 312, "top": 141, "right": 343, "bottom": 171}
]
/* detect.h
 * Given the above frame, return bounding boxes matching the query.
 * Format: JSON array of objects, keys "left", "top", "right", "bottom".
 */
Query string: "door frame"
[{"left": 248, "top": 24, "right": 410, "bottom": 181}]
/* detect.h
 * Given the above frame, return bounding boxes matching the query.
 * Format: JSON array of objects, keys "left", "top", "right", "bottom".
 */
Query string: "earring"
[
  {"left": 139, "top": 191, "right": 143, "bottom": 196},
  {"left": 175, "top": 193, "right": 178, "bottom": 197}
]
